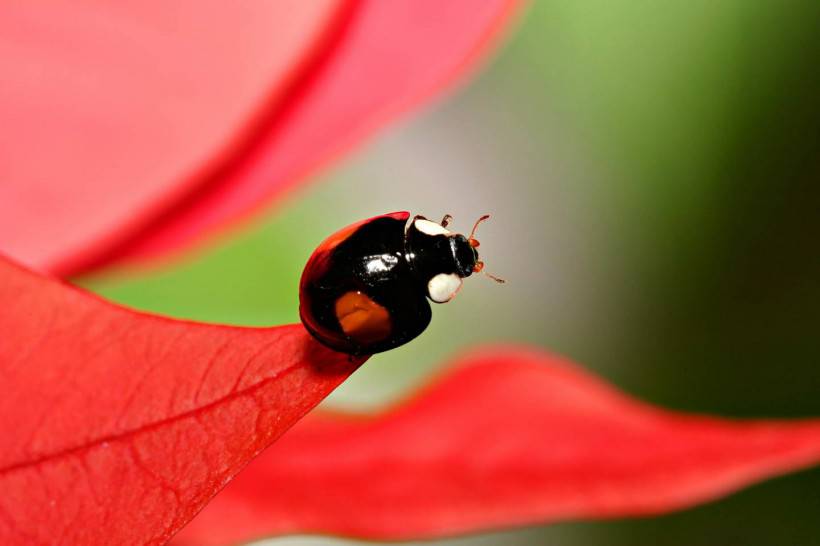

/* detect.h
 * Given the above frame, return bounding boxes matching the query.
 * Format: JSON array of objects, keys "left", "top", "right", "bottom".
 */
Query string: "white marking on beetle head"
[
  {"left": 414, "top": 218, "right": 451, "bottom": 236},
  {"left": 427, "top": 273, "right": 463, "bottom": 303}
]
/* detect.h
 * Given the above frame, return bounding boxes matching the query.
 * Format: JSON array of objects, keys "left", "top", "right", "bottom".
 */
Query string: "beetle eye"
[
  {"left": 473, "top": 261, "right": 484, "bottom": 273},
  {"left": 469, "top": 238, "right": 480, "bottom": 248}
]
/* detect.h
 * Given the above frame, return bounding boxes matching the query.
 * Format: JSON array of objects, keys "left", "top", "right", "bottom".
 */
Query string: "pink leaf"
[
  {"left": 0, "top": 255, "right": 362, "bottom": 545},
  {"left": 0, "top": 0, "right": 522, "bottom": 276},
  {"left": 173, "top": 348, "right": 820, "bottom": 545}
]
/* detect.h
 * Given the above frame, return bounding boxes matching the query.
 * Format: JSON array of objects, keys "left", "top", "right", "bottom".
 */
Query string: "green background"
[{"left": 80, "top": 1, "right": 820, "bottom": 544}]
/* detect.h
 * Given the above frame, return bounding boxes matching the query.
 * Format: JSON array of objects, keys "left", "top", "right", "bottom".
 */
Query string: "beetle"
[{"left": 299, "top": 211, "right": 502, "bottom": 355}]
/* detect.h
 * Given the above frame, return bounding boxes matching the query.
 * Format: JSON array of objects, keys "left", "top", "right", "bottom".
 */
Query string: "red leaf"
[
  {"left": 0, "top": 0, "right": 522, "bottom": 276},
  {"left": 173, "top": 348, "right": 820, "bottom": 545},
  {"left": 0, "top": 256, "right": 362, "bottom": 545},
  {"left": 0, "top": 0, "right": 346, "bottom": 276}
]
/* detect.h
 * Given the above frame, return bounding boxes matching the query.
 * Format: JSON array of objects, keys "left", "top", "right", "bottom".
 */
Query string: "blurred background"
[{"left": 79, "top": 1, "right": 820, "bottom": 545}]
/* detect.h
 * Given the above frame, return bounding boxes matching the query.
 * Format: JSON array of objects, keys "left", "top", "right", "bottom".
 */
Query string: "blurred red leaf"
[
  {"left": 0, "top": 0, "right": 345, "bottom": 275},
  {"left": 0, "top": 0, "right": 521, "bottom": 276},
  {"left": 0, "top": 256, "right": 362, "bottom": 545},
  {"left": 115, "top": 0, "right": 521, "bottom": 270},
  {"left": 174, "top": 349, "right": 820, "bottom": 545}
]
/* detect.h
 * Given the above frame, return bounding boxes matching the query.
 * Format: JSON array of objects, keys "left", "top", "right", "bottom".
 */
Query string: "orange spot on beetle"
[{"left": 335, "top": 291, "right": 392, "bottom": 344}]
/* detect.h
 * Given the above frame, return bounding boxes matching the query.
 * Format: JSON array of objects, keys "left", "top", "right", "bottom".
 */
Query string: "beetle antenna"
[
  {"left": 469, "top": 214, "right": 490, "bottom": 240},
  {"left": 440, "top": 214, "right": 453, "bottom": 228},
  {"left": 473, "top": 260, "right": 505, "bottom": 284}
]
